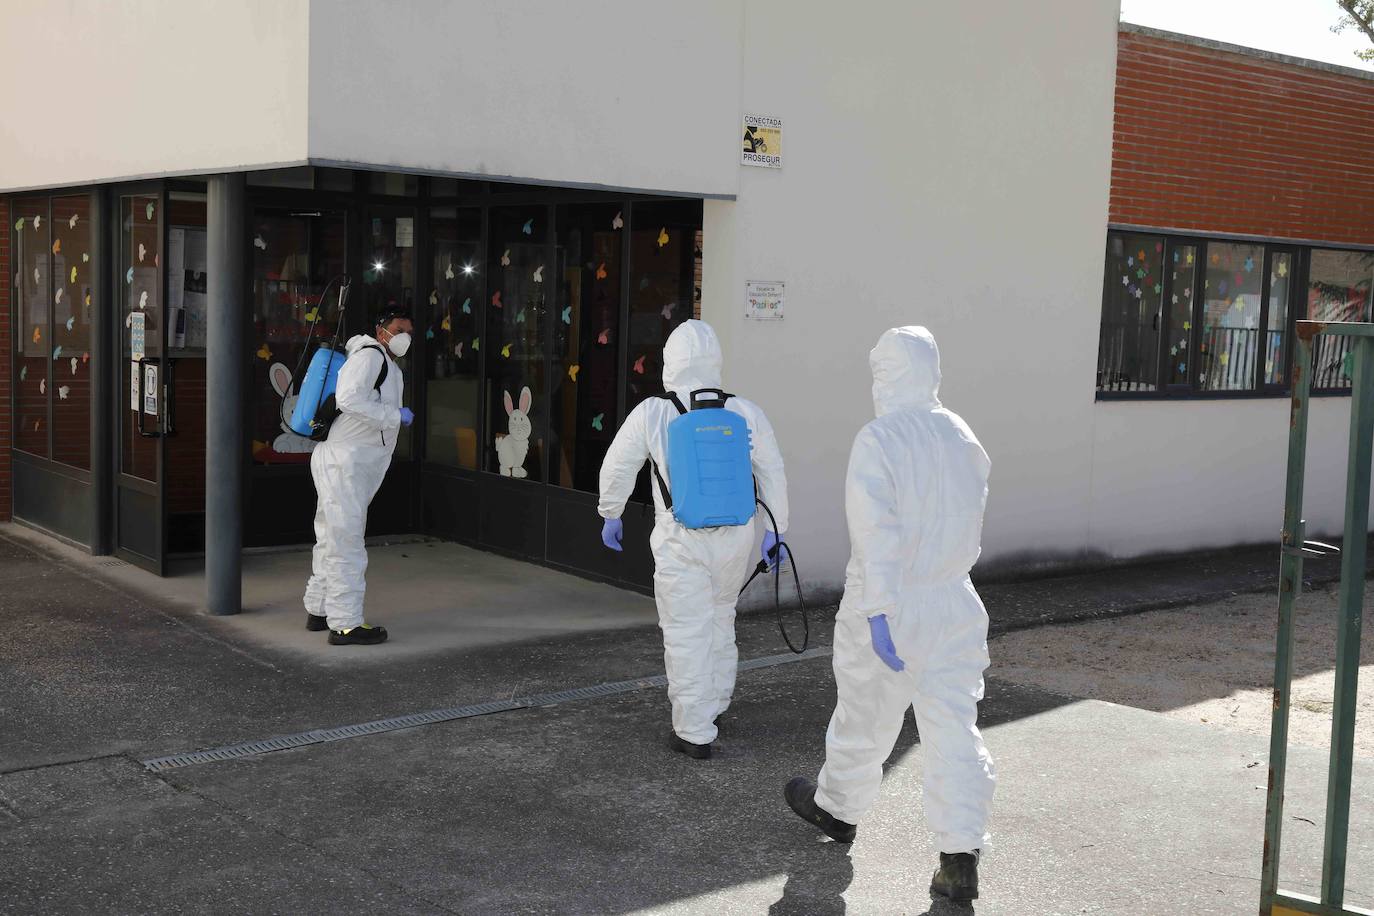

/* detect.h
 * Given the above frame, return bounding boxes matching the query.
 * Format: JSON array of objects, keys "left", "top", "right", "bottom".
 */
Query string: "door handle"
[{"left": 136, "top": 357, "right": 163, "bottom": 438}]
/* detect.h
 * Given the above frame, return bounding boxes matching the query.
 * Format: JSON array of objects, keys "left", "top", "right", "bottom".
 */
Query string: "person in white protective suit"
[
  {"left": 304, "top": 308, "right": 415, "bottom": 646},
  {"left": 598, "top": 320, "right": 789, "bottom": 759},
  {"left": 785, "top": 326, "right": 994, "bottom": 903}
]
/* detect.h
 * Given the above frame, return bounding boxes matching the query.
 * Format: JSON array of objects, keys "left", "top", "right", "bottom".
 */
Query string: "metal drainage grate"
[
  {"left": 97, "top": 559, "right": 127, "bottom": 568},
  {"left": 141, "top": 646, "right": 831, "bottom": 772}
]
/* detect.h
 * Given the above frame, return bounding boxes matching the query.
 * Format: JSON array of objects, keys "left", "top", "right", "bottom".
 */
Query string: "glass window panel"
[
  {"left": 1164, "top": 242, "right": 1197, "bottom": 387},
  {"left": 485, "top": 206, "right": 548, "bottom": 481},
  {"left": 315, "top": 168, "right": 355, "bottom": 192},
  {"left": 550, "top": 203, "right": 623, "bottom": 491},
  {"left": 369, "top": 172, "right": 419, "bottom": 197},
  {"left": 1265, "top": 252, "right": 1293, "bottom": 387},
  {"left": 425, "top": 207, "right": 482, "bottom": 469},
  {"left": 1198, "top": 242, "right": 1263, "bottom": 392},
  {"left": 50, "top": 195, "right": 94, "bottom": 470},
  {"left": 249, "top": 209, "right": 347, "bottom": 464},
  {"left": 624, "top": 200, "right": 703, "bottom": 413},
  {"left": 1097, "top": 232, "right": 1165, "bottom": 392},
  {"left": 165, "top": 195, "right": 208, "bottom": 516},
  {"left": 1308, "top": 249, "right": 1374, "bottom": 389},
  {"left": 362, "top": 209, "right": 417, "bottom": 458},
  {"left": 14, "top": 197, "right": 50, "bottom": 457},
  {"left": 121, "top": 195, "right": 161, "bottom": 480}
]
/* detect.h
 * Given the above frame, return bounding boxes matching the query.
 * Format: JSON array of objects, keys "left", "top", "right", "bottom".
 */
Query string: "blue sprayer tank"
[
  {"left": 662, "top": 389, "right": 755, "bottom": 529},
  {"left": 288, "top": 346, "right": 346, "bottom": 437}
]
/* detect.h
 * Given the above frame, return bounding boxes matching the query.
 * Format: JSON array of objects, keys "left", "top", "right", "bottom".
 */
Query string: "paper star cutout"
[{"left": 1276, "top": 261, "right": 1288, "bottom": 278}]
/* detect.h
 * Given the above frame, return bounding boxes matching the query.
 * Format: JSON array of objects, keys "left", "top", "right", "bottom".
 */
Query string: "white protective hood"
[
  {"left": 870, "top": 326, "right": 942, "bottom": 416},
  {"left": 662, "top": 319, "right": 724, "bottom": 397}
]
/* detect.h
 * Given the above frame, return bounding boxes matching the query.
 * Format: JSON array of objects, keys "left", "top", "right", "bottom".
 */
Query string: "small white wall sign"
[{"left": 745, "top": 280, "right": 784, "bottom": 320}]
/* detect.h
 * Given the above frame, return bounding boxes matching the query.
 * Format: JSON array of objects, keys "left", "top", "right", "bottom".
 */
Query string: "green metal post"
[
  {"left": 1261, "top": 330, "right": 1315, "bottom": 912},
  {"left": 1323, "top": 336, "right": 1374, "bottom": 907}
]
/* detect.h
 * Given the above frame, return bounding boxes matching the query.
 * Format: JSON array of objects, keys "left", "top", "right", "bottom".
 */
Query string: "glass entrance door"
[{"left": 114, "top": 191, "right": 170, "bottom": 573}]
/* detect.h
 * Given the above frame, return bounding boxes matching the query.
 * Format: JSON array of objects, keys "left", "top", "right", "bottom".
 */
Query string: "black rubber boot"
[
  {"left": 930, "top": 851, "right": 980, "bottom": 901},
  {"left": 784, "top": 776, "right": 857, "bottom": 843},
  {"left": 667, "top": 731, "right": 712, "bottom": 759},
  {"left": 306, "top": 613, "right": 329, "bottom": 632},
  {"left": 328, "top": 624, "right": 388, "bottom": 646}
]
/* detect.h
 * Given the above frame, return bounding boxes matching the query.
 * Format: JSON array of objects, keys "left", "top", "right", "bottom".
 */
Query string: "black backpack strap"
[
  {"left": 656, "top": 391, "right": 687, "bottom": 415},
  {"left": 650, "top": 392, "right": 687, "bottom": 509},
  {"left": 360, "top": 344, "right": 389, "bottom": 391}
]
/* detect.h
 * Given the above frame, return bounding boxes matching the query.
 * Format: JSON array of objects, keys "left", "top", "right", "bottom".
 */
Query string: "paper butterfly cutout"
[
  {"left": 52, "top": 239, "right": 61, "bottom": 255},
  {"left": 82, "top": 352, "right": 89, "bottom": 364},
  {"left": 492, "top": 291, "right": 503, "bottom": 308},
  {"left": 561, "top": 306, "right": 572, "bottom": 324},
  {"left": 516, "top": 309, "right": 526, "bottom": 324},
  {"left": 455, "top": 342, "right": 464, "bottom": 358},
  {"left": 1210, "top": 253, "right": 1220, "bottom": 265},
  {"left": 591, "top": 413, "right": 604, "bottom": 431},
  {"left": 425, "top": 329, "right": 435, "bottom": 340},
  {"left": 441, "top": 314, "right": 452, "bottom": 331},
  {"left": 69, "top": 214, "right": 78, "bottom": 229},
  {"left": 1137, "top": 250, "right": 1145, "bottom": 261},
  {"left": 58, "top": 385, "right": 69, "bottom": 400},
  {"left": 598, "top": 329, "right": 610, "bottom": 345},
  {"left": 304, "top": 308, "right": 320, "bottom": 322},
  {"left": 661, "top": 304, "right": 674, "bottom": 320},
  {"left": 501, "top": 250, "right": 511, "bottom": 267},
  {"left": 533, "top": 265, "right": 544, "bottom": 283},
  {"left": 33, "top": 420, "right": 40, "bottom": 432},
  {"left": 34, "top": 215, "right": 41, "bottom": 230},
  {"left": 445, "top": 263, "right": 455, "bottom": 280},
  {"left": 257, "top": 344, "right": 272, "bottom": 360},
  {"left": 85, "top": 292, "right": 91, "bottom": 307},
  {"left": 53, "top": 346, "right": 63, "bottom": 360},
  {"left": 138, "top": 243, "right": 147, "bottom": 263},
  {"left": 657, "top": 228, "right": 669, "bottom": 248},
  {"left": 146, "top": 203, "right": 155, "bottom": 221},
  {"left": 13, "top": 218, "right": 22, "bottom": 231},
  {"left": 472, "top": 338, "right": 480, "bottom": 351},
  {"left": 1173, "top": 251, "right": 1179, "bottom": 263},
  {"left": 462, "top": 298, "right": 472, "bottom": 314},
  {"left": 633, "top": 355, "right": 646, "bottom": 374},
  {"left": 71, "top": 266, "right": 78, "bottom": 284},
  {"left": 612, "top": 211, "right": 623, "bottom": 230},
  {"left": 501, "top": 343, "right": 512, "bottom": 358},
  {"left": 125, "top": 314, "right": 133, "bottom": 328},
  {"left": 127, "top": 267, "right": 135, "bottom": 285},
  {"left": 70, "top": 357, "right": 78, "bottom": 376},
  {"left": 568, "top": 365, "right": 580, "bottom": 382},
  {"left": 66, "top": 316, "right": 74, "bottom": 331},
  {"left": 55, "top": 288, "right": 64, "bottom": 306},
  {"left": 82, "top": 253, "right": 89, "bottom": 263},
  {"left": 522, "top": 219, "right": 533, "bottom": 235},
  {"left": 20, "top": 366, "right": 26, "bottom": 381},
  {"left": 640, "top": 276, "right": 650, "bottom": 291},
  {"left": 596, "top": 263, "right": 608, "bottom": 280},
  {"left": 253, "top": 236, "right": 267, "bottom": 250},
  {"left": 429, "top": 290, "right": 439, "bottom": 306},
  {"left": 1171, "top": 294, "right": 1178, "bottom": 304},
  {"left": 32, "top": 326, "right": 41, "bottom": 344},
  {"left": 139, "top": 291, "right": 148, "bottom": 309},
  {"left": 40, "top": 379, "right": 45, "bottom": 395}
]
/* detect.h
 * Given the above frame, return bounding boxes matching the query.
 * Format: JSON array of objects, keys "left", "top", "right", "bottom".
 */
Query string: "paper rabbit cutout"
[
  {"left": 269, "top": 362, "right": 316, "bottom": 454},
  {"left": 497, "top": 386, "right": 532, "bottom": 478}
]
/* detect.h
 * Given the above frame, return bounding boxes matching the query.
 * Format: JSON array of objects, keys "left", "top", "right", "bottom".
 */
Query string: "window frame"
[{"left": 1095, "top": 227, "right": 1367, "bottom": 401}]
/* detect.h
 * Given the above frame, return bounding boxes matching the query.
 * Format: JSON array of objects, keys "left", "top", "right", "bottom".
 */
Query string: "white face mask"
[{"left": 383, "top": 330, "right": 411, "bottom": 358}]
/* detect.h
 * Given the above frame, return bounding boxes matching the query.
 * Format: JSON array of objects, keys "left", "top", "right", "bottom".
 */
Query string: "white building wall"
[
  {"left": 306, "top": 0, "right": 744, "bottom": 198},
  {"left": 0, "top": 0, "right": 310, "bottom": 192},
  {"left": 705, "top": 0, "right": 1121, "bottom": 591}
]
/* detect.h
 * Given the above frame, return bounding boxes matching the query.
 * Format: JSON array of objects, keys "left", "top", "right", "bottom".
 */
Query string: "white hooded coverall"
[
  {"left": 304, "top": 334, "right": 404, "bottom": 631},
  {"left": 813, "top": 326, "right": 995, "bottom": 854},
  {"left": 599, "top": 320, "right": 789, "bottom": 746}
]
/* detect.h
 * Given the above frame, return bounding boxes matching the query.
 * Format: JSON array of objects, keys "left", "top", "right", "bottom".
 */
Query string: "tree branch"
[{"left": 1337, "top": 0, "right": 1374, "bottom": 60}]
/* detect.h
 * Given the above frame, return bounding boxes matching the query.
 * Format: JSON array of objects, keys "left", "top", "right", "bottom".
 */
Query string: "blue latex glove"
[
  {"left": 868, "top": 614, "right": 905, "bottom": 672},
  {"left": 601, "top": 517, "right": 624, "bottom": 552},
  {"left": 398, "top": 407, "right": 415, "bottom": 427},
  {"left": 761, "top": 530, "right": 789, "bottom": 570}
]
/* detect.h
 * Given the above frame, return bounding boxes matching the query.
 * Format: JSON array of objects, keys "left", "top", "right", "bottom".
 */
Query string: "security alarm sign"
[{"left": 741, "top": 114, "right": 782, "bottom": 168}]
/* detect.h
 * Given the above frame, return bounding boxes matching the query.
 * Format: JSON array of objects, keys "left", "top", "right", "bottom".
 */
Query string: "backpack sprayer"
[
  {"left": 654, "top": 388, "right": 809, "bottom": 654},
  {"left": 283, "top": 275, "right": 352, "bottom": 439}
]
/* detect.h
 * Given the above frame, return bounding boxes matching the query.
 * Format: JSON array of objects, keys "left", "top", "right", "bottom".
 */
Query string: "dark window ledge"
[{"left": 1095, "top": 388, "right": 1351, "bottom": 402}]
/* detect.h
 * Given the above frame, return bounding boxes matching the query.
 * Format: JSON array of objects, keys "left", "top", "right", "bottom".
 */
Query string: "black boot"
[
  {"left": 783, "top": 777, "right": 857, "bottom": 843},
  {"left": 328, "top": 624, "right": 388, "bottom": 646},
  {"left": 930, "top": 851, "right": 979, "bottom": 901},
  {"left": 667, "top": 731, "right": 712, "bottom": 759},
  {"left": 306, "top": 613, "right": 329, "bottom": 632}
]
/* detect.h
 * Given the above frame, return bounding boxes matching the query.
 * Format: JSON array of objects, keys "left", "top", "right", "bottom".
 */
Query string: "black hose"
[{"left": 739, "top": 497, "right": 809, "bottom": 654}]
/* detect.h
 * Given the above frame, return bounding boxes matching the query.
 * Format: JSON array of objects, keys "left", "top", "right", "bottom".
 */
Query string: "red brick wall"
[
  {"left": 1111, "top": 28, "right": 1374, "bottom": 245},
  {"left": 0, "top": 197, "right": 10, "bottom": 521}
]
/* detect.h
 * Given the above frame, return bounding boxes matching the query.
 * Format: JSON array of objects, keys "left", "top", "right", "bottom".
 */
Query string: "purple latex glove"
[
  {"left": 398, "top": 407, "right": 415, "bottom": 427},
  {"left": 601, "top": 517, "right": 624, "bottom": 552},
  {"left": 868, "top": 614, "right": 905, "bottom": 672},
  {"left": 761, "top": 530, "right": 790, "bottom": 571}
]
